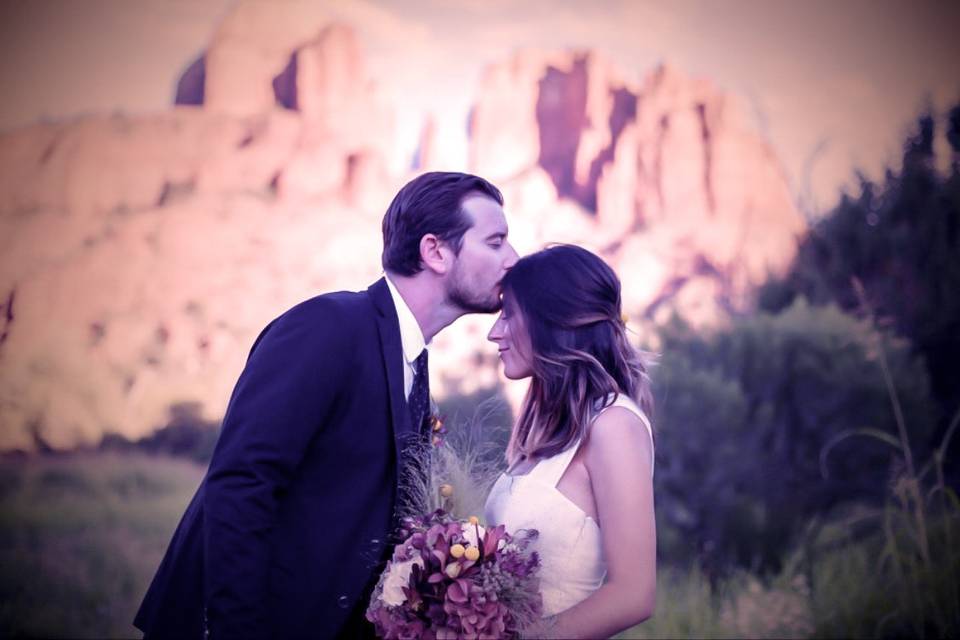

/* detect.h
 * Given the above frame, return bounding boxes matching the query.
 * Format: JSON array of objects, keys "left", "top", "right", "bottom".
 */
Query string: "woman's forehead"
[{"left": 501, "top": 291, "right": 519, "bottom": 312}]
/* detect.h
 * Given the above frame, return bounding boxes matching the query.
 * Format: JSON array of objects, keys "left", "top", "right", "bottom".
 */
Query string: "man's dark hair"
[{"left": 381, "top": 171, "right": 504, "bottom": 276}]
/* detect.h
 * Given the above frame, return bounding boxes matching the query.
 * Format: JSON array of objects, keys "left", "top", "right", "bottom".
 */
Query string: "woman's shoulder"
[
  {"left": 593, "top": 397, "right": 649, "bottom": 434},
  {"left": 594, "top": 393, "right": 650, "bottom": 427},
  {"left": 588, "top": 393, "right": 655, "bottom": 473}
]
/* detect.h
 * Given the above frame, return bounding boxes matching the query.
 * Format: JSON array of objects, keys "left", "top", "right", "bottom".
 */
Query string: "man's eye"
[{"left": 489, "top": 240, "right": 502, "bottom": 248}]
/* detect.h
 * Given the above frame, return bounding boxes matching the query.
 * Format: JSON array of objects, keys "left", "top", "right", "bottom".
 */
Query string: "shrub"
[{"left": 652, "top": 300, "right": 936, "bottom": 576}]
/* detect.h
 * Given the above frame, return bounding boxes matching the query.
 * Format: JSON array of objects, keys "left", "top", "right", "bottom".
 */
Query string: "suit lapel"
[{"left": 367, "top": 278, "right": 417, "bottom": 468}]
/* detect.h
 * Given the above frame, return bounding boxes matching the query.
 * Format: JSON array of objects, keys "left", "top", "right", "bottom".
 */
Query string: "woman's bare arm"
[{"left": 543, "top": 407, "right": 656, "bottom": 639}]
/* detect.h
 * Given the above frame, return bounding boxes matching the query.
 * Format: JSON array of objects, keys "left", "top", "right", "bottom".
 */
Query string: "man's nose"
[{"left": 503, "top": 242, "right": 519, "bottom": 269}]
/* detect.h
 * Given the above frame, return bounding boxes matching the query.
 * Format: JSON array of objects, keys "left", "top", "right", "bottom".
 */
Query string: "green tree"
[{"left": 759, "top": 105, "right": 960, "bottom": 450}]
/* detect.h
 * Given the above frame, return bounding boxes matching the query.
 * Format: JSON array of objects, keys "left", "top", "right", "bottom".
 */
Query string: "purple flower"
[{"left": 366, "top": 510, "right": 542, "bottom": 639}]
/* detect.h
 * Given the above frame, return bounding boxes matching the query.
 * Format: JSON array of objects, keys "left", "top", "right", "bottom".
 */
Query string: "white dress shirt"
[{"left": 384, "top": 275, "right": 427, "bottom": 400}]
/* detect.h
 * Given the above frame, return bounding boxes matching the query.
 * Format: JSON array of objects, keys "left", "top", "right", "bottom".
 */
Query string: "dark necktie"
[
  {"left": 408, "top": 349, "right": 430, "bottom": 437},
  {"left": 393, "top": 349, "right": 431, "bottom": 535}
]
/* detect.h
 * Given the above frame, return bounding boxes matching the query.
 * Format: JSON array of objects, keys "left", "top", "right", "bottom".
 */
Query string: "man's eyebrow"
[{"left": 485, "top": 230, "right": 507, "bottom": 240}]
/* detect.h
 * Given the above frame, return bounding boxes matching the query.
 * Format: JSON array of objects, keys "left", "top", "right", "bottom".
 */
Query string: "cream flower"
[
  {"left": 382, "top": 556, "right": 424, "bottom": 607},
  {"left": 461, "top": 522, "right": 486, "bottom": 548}
]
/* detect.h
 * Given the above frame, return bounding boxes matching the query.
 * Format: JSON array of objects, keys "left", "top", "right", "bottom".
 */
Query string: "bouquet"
[{"left": 365, "top": 509, "right": 542, "bottom": 639}]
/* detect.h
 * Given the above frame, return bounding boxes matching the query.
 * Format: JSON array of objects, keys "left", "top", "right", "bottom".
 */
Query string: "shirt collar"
[{"left": 384, "top": 275, "right": 427, "bottom": 364}]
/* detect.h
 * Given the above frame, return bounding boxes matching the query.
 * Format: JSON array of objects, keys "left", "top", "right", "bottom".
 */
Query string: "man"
[{"left": 133, "top": 172, "right": 518, "bottom": 639}]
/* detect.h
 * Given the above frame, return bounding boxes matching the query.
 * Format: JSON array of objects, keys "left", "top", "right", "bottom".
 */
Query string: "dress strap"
[
  {"left": 533, "top": 394, "right": 655, "bottom": 486},
  {"left": 535, "top": 439, "right": 582, "bottom": 488}
]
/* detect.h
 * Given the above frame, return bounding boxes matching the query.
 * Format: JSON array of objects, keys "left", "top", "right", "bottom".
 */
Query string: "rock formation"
[
  {"left": 0, "top": 4, "right": 806, "bottom": 450},
  {"left": 469, "top": 53, "right": 806, "bottom": 325}
]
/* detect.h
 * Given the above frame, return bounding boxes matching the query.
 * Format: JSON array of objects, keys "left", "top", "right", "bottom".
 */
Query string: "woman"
[{"left": 485, "top": 244, "right": 656, "bottom": 638}]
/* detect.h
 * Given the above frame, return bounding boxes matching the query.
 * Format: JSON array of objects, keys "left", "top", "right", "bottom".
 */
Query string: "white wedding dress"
[{"left": 484, "top": 394, "right": 654, "bottom": 617}]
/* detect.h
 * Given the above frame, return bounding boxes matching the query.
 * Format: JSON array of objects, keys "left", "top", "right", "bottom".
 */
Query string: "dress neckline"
[{"left": 495, "top": 454, "right": 600, "bottom": 528}]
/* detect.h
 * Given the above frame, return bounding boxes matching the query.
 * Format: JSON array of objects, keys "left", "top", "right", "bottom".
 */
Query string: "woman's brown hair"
[{"left": 501, "top": 244, "right": 654, "bottom": 466}]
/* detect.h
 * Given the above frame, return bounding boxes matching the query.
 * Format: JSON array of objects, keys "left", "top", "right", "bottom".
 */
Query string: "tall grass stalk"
[
  {"left": 852, "top": 277, "right": 930, "bottom": 565},
  {"left": 811, "top": 278, "right": 960, "bottom": 636}
]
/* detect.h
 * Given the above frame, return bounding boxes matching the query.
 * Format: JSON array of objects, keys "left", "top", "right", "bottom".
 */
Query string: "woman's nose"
[{"left": 487, "top": 317, "right": 504, "bottom": 342}]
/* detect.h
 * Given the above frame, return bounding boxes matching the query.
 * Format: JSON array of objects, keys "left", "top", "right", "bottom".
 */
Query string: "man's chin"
[
  {"left": 448, "top": 291, "right": 497, "bottom": 314},
  {"left": 473, "top": 295, "right": 502, "bottom": 314},
  {"left": 448, "top": 284, "right": 502, "bottom": 315},
  {"left": 460, "top": 300, "right": 501, "bottom": 314}
]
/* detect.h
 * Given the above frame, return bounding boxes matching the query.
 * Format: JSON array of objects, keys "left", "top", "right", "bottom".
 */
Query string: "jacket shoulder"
[
  {"left": 250, "top": 288, "right": 373, "bottom": 354},
  {"left": 283, "top": 288, "right": 372, "bottom": 325}
]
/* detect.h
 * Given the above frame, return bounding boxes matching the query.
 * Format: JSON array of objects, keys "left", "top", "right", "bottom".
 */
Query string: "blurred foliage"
[
  {"left": 652, "top": 300, "right": 936, "bottom": 577},
  {"left": 758, "top": 104, "right": 960, "bottom": 445},
  {"left": 623, "top": 506, "right": 959, "bottom": 639},
  {"left": 99, "top": 402, "right": 219, "bottom": 464},
  {"left": 807, "top": 507, "right": 960, "bottom": 639}
]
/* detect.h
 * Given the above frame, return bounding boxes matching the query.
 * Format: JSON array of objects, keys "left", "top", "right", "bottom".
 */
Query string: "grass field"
[
  {"left": 0, "top": 453, "right": 204, "bottom": 638},
  {"left": 1, "top": 453, "right": 956, "bottom": 639}
]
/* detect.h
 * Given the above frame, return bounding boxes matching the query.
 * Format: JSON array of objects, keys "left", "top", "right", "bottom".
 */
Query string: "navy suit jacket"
[{"left": 134, "top": 278, "right": 421, "bottom": 639}]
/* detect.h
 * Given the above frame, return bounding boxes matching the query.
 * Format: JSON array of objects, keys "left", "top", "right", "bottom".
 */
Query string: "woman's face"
[{"left": 487, "top": 294, "right": 534, "bottom": 380}]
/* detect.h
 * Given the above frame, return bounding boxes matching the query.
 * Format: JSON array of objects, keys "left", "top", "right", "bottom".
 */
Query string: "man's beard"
[{"left": 446, "top": 271, "right": 502, "bottom": 314}]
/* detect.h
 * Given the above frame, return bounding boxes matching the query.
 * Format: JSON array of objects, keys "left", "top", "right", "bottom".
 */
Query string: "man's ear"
[{"left": 420, "top": 234, "right": 453, "bottom": 275}]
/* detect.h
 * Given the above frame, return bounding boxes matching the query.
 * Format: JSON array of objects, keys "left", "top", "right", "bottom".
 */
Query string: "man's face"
[{"left": 445, "top": 194, "right": 519, "bottom": 314}]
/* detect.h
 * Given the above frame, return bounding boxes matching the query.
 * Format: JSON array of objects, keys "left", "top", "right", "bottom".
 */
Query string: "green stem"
[{"left": 853, "top": 277, "right": 929, "bottom": 566}]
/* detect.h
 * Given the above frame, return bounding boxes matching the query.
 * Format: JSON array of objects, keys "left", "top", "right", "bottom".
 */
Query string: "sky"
[{"left": 1, "top": 0, "right": 958, "bottom": 212}]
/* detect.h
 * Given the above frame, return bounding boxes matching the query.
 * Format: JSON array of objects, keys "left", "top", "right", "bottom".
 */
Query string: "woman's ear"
[{"left": 420, "top": 234, "right": 453, "bottom": 275}]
